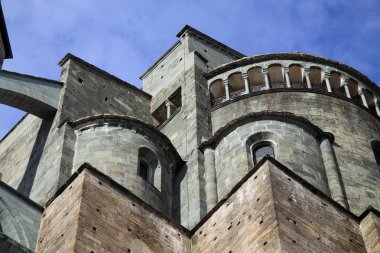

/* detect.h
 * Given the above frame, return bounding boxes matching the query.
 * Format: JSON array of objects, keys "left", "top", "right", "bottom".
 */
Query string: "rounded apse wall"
[
  {"left": 213, "top": 117, "right": 328, "bottom": 200},
  {"left": 72, "top": 116, "right": 182, "bottom": 216},
  {"left": 206, "top": 53, "right": 380, "bottom": 215}
]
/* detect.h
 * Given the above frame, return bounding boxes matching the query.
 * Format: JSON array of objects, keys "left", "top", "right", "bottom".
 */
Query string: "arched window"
[
  {"left": 138, "top": 147, "right": 159, "bottom": 186},
  {"left": 246, "top": 133, "right": 276, "bottom": 169},
  {"left": 252, "top": 144, "right": 274, "bottom": 165}
]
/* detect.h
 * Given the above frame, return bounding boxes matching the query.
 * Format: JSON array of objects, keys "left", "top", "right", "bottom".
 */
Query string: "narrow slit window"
[
  {"left": 138, "top": 161, "right": 149, "bottom": 181},
  {"left": 374, "top": 149, "right": 380, "bottom": 173}
]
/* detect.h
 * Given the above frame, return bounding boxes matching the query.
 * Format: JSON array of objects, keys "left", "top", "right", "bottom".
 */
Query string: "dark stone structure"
[{"left": 0, "top": 5, "right": 379, "bottom": 252}]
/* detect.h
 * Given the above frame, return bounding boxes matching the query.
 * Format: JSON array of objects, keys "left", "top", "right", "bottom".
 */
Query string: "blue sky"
[{"left": 1, "top": 0, "right": 380, "bottom": 138}]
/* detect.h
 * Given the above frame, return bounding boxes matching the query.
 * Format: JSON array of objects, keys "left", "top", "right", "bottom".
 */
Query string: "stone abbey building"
[{"left": 0, "top": 5, "right": 380, "bottom": 253}]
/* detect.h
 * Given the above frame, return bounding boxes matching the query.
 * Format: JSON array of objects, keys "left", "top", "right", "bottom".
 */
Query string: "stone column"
[
  {"left": 242, "top": 72, "right": 250, "bottom": 94},
  {"left": 342, "top": 77, "right": 351, "bottom": 98},
  {"left": 359, "top": 87, "right": 369, "bottom": 108},
  {"left": 324, "top": 72, "right": 332, "bottom": 92},
  {"left": 262, "top": 68, "right": 270, "bottom": 90},
  {"left": 165, "top": 100, "right": 172, "bottom": 119},
  {"left": 375, "top": 98, "right": 380, "bottom": 117},
  {"left": 204, "top": 147, "right": 218, "bottom": 212},
  {"left": 284, "top": 67, "right": 291, "bottom": 88},
  {"left": 320, "top": 137, "right": 348, "bottom": 208},
  {"left": 223, "top": 79, "right": 230, "bottom": 100},
  {"left": 304, "top": 68, "right": 312, "bottom": 88}
]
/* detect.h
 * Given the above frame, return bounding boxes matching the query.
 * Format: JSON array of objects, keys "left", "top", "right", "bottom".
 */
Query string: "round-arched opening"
[
  {"left": 329, "top": 71, "right": 342, "bottom": 90},
  {"left": 138, "top": 147, "right": 160, "bottom": 189},
  {"left": 268, "top": 64, "right": 284, "bottom": 88},
  {"left": 310, "top": 66, "right": 322, "bottom": 87},
  {"left": 228, "top": 72, "right": 244, "bottom": 92},
  {"left": 247, "top": 67, "right": 265, "bottom": 92},
  {"left": 365, "top": 91, "right": 376, "bottom": 113},
  {"left": 348, "top": 78, "right": 361, "bottom": 104},
  {"left": 289, "top": 64, "right": 303, "bottom": 85},
  {"left": 209, "top": 79, "right": 225, "bottom": 99},
  {"left": 348, "top": 78, "right": 359, "bottom": 97}
]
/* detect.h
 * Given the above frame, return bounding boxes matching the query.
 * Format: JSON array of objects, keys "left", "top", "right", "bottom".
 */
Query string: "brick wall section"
[
  {"left": 36, "top": 170, "right": 84, "bottom": 253},
  {"left": 37, "top": 166, "right": 191, "bottom": 253},
  {"left": 211, "top": 92, "right": 380, "bottom": 215},
  {"left": 270, "top": 163, "right": 365, "bottom": 252},
  {"left": 191, "top": 160, "right": 282, "bottom": 253},
  {"left": 360, "top": 211, "right": 380, "bottom": 253},
  {"left": 192, "top": 159, "right": 367, "bottom": 252}
]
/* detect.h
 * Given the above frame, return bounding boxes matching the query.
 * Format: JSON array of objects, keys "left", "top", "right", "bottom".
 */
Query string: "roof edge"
[
  {"left": 58, "top": 53, "right": 152, "bottom": 99},
  {"left": 0, "top": 69, "right": 63, "bottom": 85},
  {"left": 139, "top": 41, "right": 181, "bottom": 80},
  {"left": 176, "top": 25, "right": 245, "bottom": 59},
  {"left": 44, "top": 162, "right": 192, "bottom": 237},
  {"left": 140, "top": 25, "right": 247, "bottom": 81}
]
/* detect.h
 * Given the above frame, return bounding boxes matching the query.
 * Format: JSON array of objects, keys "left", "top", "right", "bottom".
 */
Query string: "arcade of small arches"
[{"left": 207, "top": 60, "right": 380, "bottom": 117}]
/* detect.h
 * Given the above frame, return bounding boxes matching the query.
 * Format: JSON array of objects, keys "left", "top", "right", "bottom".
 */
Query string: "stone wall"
[
  {"left": 0, "top": 233, "right": 33, "bottom": 253},
  {"left": 73, "top": 119, "right": 180, "bottom": 215},
  {"left": 37, "top": 166, "right": 191, "bottom": 253},
  {"left": 0, "top": 53, "right": 154, "bottom": 207},
  {"left": 188, "top": 35, "right": 240, "bottom": 70},
  {"left": 141, "top": 42, "right": 185, "bottom": 97},
  {"left": 211, "top": 91, "right": 380, "bottom": 215},
  {"left": 213, "top": 118, "right": 328, "bottom": 200},
  {"left": 0, "top": 181, "right": 42, "bottom": 251},
  {"left": 191, "top": 159, "right": 366, "bottom": 252},
  {"left": 0, "top": 114, "right": 76, "bottom": 206},
  {"left": 161, "top": 111, "right": 186, "bottom": 157},
  {"left": 360, "top": 210, "right": 380, "bottom": 253},
  {"left": 58, "top": 54, "right": 153, "bottom": 125},
  {"left": 0, "top": 115, "right": 44, "bottom": 190}
]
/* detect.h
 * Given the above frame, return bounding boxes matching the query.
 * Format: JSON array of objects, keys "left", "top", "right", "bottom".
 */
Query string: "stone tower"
[{"left": 0, "top": 6, "right": 379, "bottom": 253}]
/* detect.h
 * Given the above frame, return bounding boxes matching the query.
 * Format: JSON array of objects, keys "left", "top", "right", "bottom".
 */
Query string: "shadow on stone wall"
[
  {"left": 173, "top": 164, "right": 187, "bottom": 224},
  {"left": 17, "top": 119, "right": 53, "bottom": 197}
]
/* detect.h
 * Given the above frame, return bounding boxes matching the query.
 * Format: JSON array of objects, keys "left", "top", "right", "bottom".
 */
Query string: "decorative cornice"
[{"left": 204, "top": 53, "right": 380, "bottom": 95}]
